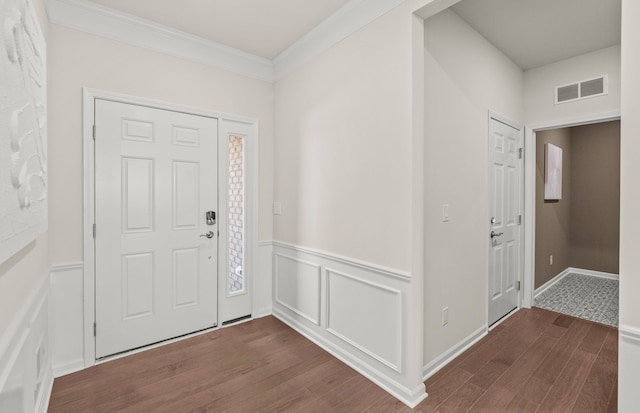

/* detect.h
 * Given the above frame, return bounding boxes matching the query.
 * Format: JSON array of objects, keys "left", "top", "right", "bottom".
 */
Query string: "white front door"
[
  {"left": 95, "top": 99, "right": 218, "bottom": 358},
  {"left": 488, "top": 116, "right": 522, "bottom": 326}
]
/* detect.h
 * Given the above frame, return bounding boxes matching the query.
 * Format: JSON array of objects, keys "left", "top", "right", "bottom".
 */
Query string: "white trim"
[
  {"left": 45, "top": 0, "right": 273, "bottom": 81},
  {"left": 534, "top": 268, "right": 571, "bottom": 298},
  {"left": 271, "top": 240, "right": 411, "bottom": 281},
  {"left": 50, "top": 261, "right": 83, "bottom": 272},
  {"left": 53, "top": 359, "right": 85, "bottom": 378},
  {"left": 273, "top": 309, "right": 427, "bottom": 408},
  {"left": 422, "top": 325, "right": 487, "bottom": 381},
  {"left": 534, "top": 267, "right": 619, "bottom": 299},
  {"left": 325, "top": 268, "right": 403, "bottom": 373},
  {"left": 523, "top": 111, "right": 621, "bottom": 309},
  {"left": 273, "top": 0, "right": 404, "bottom": 80},
  {"left": 568, "top": 267, "right": 619, "bottom": 280},
  {"left": 83, "top": 88, "right": 259, "bottom": 367},
  {"left": 620, "top": 325, "right": 640, "bottom": 342},
  {"left": 44, "top": 0, "right": 407, "bottom": 83},
  {"left": 273, "top": 253, "right": 322, "bottom": 326}
]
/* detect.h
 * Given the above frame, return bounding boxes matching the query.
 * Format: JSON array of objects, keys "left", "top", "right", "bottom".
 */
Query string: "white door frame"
[
  {"left": 487, "top": 111, "right": 525, "bottom": 326},
  {"left": 522, "top": 111, "right": 621, "bottom": 309},
  {"left": 82, "top": 88, "right": 259, "bottom": 366}
]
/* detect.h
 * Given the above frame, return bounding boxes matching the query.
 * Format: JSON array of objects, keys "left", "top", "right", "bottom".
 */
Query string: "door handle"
[
  {"left": 200, "top": 231, "right": 214, "bottom": 239},
  {"left": 490, "top": 231, "right": 504, "bottom": 239}
]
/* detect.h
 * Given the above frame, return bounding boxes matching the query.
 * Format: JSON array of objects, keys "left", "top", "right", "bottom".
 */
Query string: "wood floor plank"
[
  {"left": 470, "top": 333, "right": 559, "bottom": 410},
  {"left": 537, "top": 348, "right": 597, "bottom": 412},
  {"left": 571, "top": 329, "right": 618, "bottom": 412},
  {"left": 519, "top": 317, "right": 592, "bottom": 404},
  {"left": 47, "top": 309, "right": 618, "bottom": 413}
]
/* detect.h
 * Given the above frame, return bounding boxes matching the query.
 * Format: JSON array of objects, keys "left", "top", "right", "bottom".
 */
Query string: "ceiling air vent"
[{"left": 555, "top": 75, "right": 608, "bottom": 104}]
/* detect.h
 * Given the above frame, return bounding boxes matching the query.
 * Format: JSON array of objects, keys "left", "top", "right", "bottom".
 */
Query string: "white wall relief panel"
[
  {"left": 0, "top": 0, "right": 47, "bottom": 265},
  {"left": 173, "top": 248, "right": 199, "bottom": 308},
  {"left": 275, "top": 253, "right": 320, "bottom": 325},
  {"left": 122, "top": 119, "right": 153, "bottom": 142},
  {"left": 172, "top": 126, "right": 199, "bottom": 147},
  {"left": 122, "top": 157, "right": 153, "bottom": 232},
  {"left": 326, "top": 269, "right": 402, "bottom": 372},
  {"left": 172, "top": 161, "right": 199, "bottom": 230},
  {"left": 122, "top": 253, "right": 154, "bottom": 319}
]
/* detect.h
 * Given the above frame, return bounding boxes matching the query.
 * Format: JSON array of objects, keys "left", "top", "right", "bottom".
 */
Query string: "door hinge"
[
  {"left": 93, "top": 124, "right": 96, "bottom": 140},
  {"left": 93, "top": 223, "right": 96, "bottom": 238},
  {"left": 93, "top": 322, "right": 97, "bottom": 337},
  {"left": 516, "top": 281, "right": 521, "bottom": 291},
  {"left": 517, "top": 215, "right": 522, "bottom": 225},
  {"left": 518, "top": 148, "right": 524, "bottom": 159}
]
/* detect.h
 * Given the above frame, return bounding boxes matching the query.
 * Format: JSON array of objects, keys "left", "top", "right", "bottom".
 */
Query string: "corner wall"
[
  {"left": 423, "top": 9, "right": 524, "bottom": 373},
  {"left": 619, "top": 0, "right": 640, "bottom": 409},
  {"left": 534, "top": 128, "right": 572, "bottom": 288}
]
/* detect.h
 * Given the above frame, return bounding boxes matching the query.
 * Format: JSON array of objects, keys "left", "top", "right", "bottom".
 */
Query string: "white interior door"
[
  {"left": 488, "top": 116, "right": 522, "bottom": 326},
  {"left": 95, "top": 99, "right": 218, "bottom": 358},
  {"left": 219, "top": 120, "right": 253, "bottom": 324}
]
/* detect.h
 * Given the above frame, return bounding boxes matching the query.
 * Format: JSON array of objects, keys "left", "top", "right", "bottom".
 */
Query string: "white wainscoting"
[
  {"left": 49, "top": 262, "right": 85, "bottom": 377},
  {"left": 619, "top": 325, "right": 640, "bottom": 411},
  {"left": 0, "top": 274, "right": 52, "bottom": 413},
  {"left": 270, "top": 241, "right": 424, "bottom": 407}
]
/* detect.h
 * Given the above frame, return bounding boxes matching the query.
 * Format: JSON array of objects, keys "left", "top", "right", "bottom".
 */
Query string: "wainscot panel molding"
[
  {"left": 49, "top": 262, "right": 84, "bottom": 377},
  {"left": 271, "top": 242, "right": 424, "bottom": 407},
  {"left": 422, "top": 325, "right": 487, "bottom": 381},
  {"left": 0, "top": 273, "right": 53, "bottom": 413}
]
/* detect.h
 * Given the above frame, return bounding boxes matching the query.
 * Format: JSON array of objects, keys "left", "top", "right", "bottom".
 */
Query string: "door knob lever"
[
  {"left": 200, "top": 231, "right": 214, "bottom": 239},
  {"left": 490, "top": 231, "right": 504, "bottom": 239}
]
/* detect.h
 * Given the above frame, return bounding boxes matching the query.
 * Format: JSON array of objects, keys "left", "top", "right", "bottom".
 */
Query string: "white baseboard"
[
  {"left": 568, "top": 267, "right": 619, "bottom": 280},
  {"left": 252, "top": 307, "right": 273, "bottom": 319},
  {"left": 273, "top": 309, "right": 427, "bottom": 408},
  {"left": 535, "top": 267, "right": 619, "bottom": 299},
  {"left": 52, "top": 358, "right": 85, "bottom": 378},
  {"left": 534, "top": 268, "right": 571, "bottom": 298},
  {"left": 422, "top": 326, "right": 487, "bottom": 381}
]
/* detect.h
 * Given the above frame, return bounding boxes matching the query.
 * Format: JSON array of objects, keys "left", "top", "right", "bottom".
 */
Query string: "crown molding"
[
  {"left": 45, "top": 0, "right": 275, "bottom": 82},
  {"left": 44, "top": 0, "right": 405, "bottom": 83},
  {"left": 273, "top": 0, "right": 404, "bottom": 81}
]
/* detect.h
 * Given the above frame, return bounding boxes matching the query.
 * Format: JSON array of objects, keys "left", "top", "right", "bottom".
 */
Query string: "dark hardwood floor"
[{"left": 48, "top": 308, "right": 617, "bottom": 412}]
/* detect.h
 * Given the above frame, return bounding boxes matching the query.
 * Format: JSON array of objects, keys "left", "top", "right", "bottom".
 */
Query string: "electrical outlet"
[
  {"left": 442, "top": 307, "right": 449, "bottom": 326},
  {"left": 550, "top": 255, "right": 553, "bottom": 265},
  {"left": 273, "top": 202, "right": 282, "bottom": 215}
]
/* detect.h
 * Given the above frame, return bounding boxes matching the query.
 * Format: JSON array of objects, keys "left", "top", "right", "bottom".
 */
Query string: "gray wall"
[{"left": 535, "top": 121, "right": 620, "bottom": 289}]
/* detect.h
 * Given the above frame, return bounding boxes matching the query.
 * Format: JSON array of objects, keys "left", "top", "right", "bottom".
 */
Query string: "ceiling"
[
  {"left": 86, "top": 0, "right": 352, "bottom": 59},
  {"left": 451, "top": 0, "right": 621, "bottom": 70}
]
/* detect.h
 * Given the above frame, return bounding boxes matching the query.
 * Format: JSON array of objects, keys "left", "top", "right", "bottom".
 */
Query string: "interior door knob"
[
  {"left": 490, "top": 231, "right": 504, "bottom": 239},
  {"left": 200, "top": 231, "right": 214, "bottom": 239}
]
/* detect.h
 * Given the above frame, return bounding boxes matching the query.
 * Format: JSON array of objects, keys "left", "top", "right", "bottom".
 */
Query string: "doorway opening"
[{"left": 528, "top": 119, "right": 620, "bottom": 327}]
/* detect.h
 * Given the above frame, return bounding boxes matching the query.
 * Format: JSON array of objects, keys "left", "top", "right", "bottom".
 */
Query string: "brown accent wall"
[
  {"left": 570, "top": 121, "right": 620, "bottom": 273},
  {"left": 535, "top": 128, "right": 572, "bottom": 288},
  {"left": 535, "top": 121, "right": 620, "bottom": 289}
]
